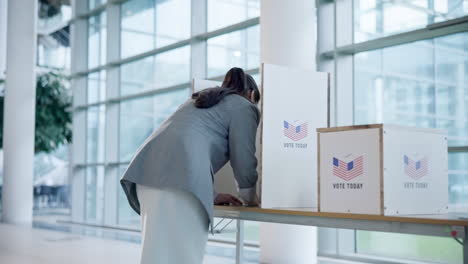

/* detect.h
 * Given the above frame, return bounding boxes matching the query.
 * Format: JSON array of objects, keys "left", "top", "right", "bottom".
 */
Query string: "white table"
[{"left": 214, "top": 206, "right": 468, "bottom": 264}]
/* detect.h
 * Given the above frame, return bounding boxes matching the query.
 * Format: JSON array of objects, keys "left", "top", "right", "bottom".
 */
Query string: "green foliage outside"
[{"left": 0, "top": 72, "right": 72, "bottom": 153}]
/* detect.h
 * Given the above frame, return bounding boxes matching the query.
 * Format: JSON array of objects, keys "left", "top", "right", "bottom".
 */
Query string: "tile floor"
[{"left": 0, "top": 222, "right": 260, "bottom": 264}]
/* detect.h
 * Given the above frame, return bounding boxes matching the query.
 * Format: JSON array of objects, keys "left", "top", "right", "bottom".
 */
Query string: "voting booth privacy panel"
[
  {"left": 318, "top": 124, "right": 449, "bottom": 215},
  {"left": 260, "top": 63, "right": 329, "bottom": 209}
]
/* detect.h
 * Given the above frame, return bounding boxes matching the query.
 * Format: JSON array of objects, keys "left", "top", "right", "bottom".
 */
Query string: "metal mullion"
[
  {"left": 74, "top": 162, "right": 107, "bottom": 168},
  {"left": 71, "top": 0, "right": 130, "bottom": 22},
  {"left": 70, "top": 17, "right": 260, "bottom": 79},
  {"left": 195, "top": 17, "right": 259, "bottom": 40},
  {"left": 70, "top": 0, "right": 89, "bottom": 224},
  {"left": 71, "top": 39, "right": 192, "bottom": 78},
  {"left": 351, "top": 0, "right": 355, "bottom": 126},
  {"left": 75, "top": 3, "right": 107, "bottom": 21},
  {"left": 191, "top": 0, "right": 207, "bottom": 79},
  {"left": 332, "top": 0, "right": 337, "bottom": 126},
  {"left": 448, "top": 146, "right": 468, "bottom": 153},
  {"left": 74, "top": 82, "right": 191, "bottom": 111},
  {"left": 427, "top": 14, "right": 468, "bottom": 30},
  {"left": 321, "top": 17, "right": 468, "bottom": 57},
  {"left": 106, "top": 82, "right": 190, "bottom": 103},
  {"left": 113, "top": 39, "right": 192, "bottom": 67},
  {"left": 72, "top": 62, "right": 111, "bottom": 78},
  {"left": 73, "top": 161, "right": 130, "bottom": 169},
  {"left": 75, "top": 67, "right": 259, "bottom": 110},
  {"left": 235, "top": 220, "right": 245, "bottom": 264},
  {"left": 102, "top": 0, "right": 121, "bottom": 227},
  {"left": 336, "top": 0, "right": 357, "bottom": 255}
]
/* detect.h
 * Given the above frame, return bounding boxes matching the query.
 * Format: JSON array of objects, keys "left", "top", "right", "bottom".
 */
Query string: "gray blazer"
[{"left": 120, "top": 94, "right": 260, "bottom": 225}]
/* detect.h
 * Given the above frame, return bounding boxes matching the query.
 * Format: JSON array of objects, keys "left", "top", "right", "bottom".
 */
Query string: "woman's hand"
[
  {"left": 243, "top": 195, "right": 260, "bottom": 207},
  {"left": 214, "top": 193, "right": 243, "bottom": 206}
]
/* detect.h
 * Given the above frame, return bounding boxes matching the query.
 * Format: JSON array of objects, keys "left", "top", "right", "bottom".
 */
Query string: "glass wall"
[
  {"left": 355, "top": 31, "right": 468, "bottom": 205},
  {"left": 207, "top": 0, "right": 260, "bottom": 31},
  {"left": 319, "top": 0, "right": 468, "bottom": 263},
  {"left": 89, "top": 0, "right": 106, "bottom": 10},
  {"left": 86, "top": 105, "right": 106, "bottom": 164},
  {"left": 121, "top": 0, "right": 191, "bottom": 58},
  {"left": 354, "top": 0, "right": 468, "bottom": 42},
  {"left": 85, "top": 166, "right": 105, "bottom": 223},
  {"left": 207, "top": 25, "right": 260, "bottom": 77},
  {"left": 73, "top": 0, "right": 261, "bottom": 229},
  {"left": 88, "top": 12, "right": 106, "bottom": 69},
  {"left": 120, "top": 46, "right": 191, "bottom": 96},
  {"left": 119, "top": 88, "right": 189, "bottom": 162},
  {"left": 354, "top": 31, "right": 467, "bottom": 264},
  {"left": 37, "top": 40, "right": 71, "bottom": 70}
]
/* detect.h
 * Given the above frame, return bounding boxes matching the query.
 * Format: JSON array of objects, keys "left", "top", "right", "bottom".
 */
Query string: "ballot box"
[
  {"left": 318, "top": 124, "right": 448, "bottom": 215},
  {"left": 261, "top": 63, "right": 329, "bottom": 209}
]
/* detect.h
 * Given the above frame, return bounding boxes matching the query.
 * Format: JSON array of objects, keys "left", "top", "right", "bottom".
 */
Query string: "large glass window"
[
  {"left": 118, "top": 165, "right": 140, "bottom": 227},
  {"left": 37, "top": 40, "right": 71, "bottom": 70},
  {"left": 120, "top": 46, "right": 190, "bottom": 96},
  {"left": 87, "top": 70, "right": 106, "bottom": 104},
  {"left": 449, "top": 152, "right": 468, "bottom": 204},
  {"left": 88, "top": 12, "right": 107, "bottom": 69},
  {"left": 85, "top": 166, "right": 105, "bottom": 223},
  {"left": 355, "top": 32, "right": 468, "bottom": 147},
  {"left": 355, "top": 31, "right": 468, "bottom": 204},
  {"left": 121, "top": 0, "right": 191, "bottom": 58},
  {"left": 87, "top": 105, "right": 106, "bottom": 164},
  {"left": 119, "top": 88, "right": 189, "bottom": 162},
  {"left": 208, "top": 0, "right": 260, "bottom": 31},
  {"left": 72, "top": 0, "right": 261, "bottom": 232},
  {"left": 354, "top": 0, "right": 468, "bottom": 42},
  {"left": 207, "top": 25, "right": 260, "bottom": 77},
  {"left": 354, "top": 31, "right": 468, "bottom": 263},
  {"left": 89, "top": 0, "right": 106, "bottom": 10}
]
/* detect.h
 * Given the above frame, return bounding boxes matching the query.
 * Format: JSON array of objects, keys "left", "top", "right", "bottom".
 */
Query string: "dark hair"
[{"left": 192, "top": 67, "right": 261, "bottom": 108}]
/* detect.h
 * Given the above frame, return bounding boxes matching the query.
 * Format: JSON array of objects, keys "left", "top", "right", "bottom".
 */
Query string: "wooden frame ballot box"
[{"left": 318, "top": 124, "right": 448, "bottom": 215}]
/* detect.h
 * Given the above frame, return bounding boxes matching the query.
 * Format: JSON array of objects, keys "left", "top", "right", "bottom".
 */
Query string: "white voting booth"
[
  {"left": 192, "top": 64, "right": 330, "bottom": 209},
  {"left": 261, "top": 63, "right": 329, "bottom": 209},
  {"left": 318, "top": 124, "right": 448, "bottom": 215}
]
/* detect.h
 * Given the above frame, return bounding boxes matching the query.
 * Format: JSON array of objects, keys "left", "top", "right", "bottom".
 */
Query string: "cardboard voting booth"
[
  {"left": 318, "top": 124, "right": 448, "bottom": 215},
  {"left": 261, "top": 63, "right": 330, "bottom": 209}
]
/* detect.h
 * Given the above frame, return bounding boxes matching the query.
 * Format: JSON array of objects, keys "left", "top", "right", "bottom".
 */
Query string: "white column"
[
  {"left": 260, "top": 0, "right": 318, "bottom": 263},
  {"left": 2, "top": 0, "right": 37, "bottom": 225}
]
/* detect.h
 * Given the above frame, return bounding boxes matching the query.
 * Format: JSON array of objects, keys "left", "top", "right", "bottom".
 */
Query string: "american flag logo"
[
  {"left": 404, "top": 155, "right": 428, "bottom": 180},
  {"left": 333, "top": 155, "right": 364, "bottom": 181},
  {"left": 283, "top": 121, "right": 308, "bottom": 141}
]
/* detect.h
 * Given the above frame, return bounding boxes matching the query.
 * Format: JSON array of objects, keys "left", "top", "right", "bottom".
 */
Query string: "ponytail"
[
  {"left": 192, "top": 67, "right": 249, "bottom": 108},
  {"left": 191, "top": 87, "right": 235, "bottom": 108}
]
